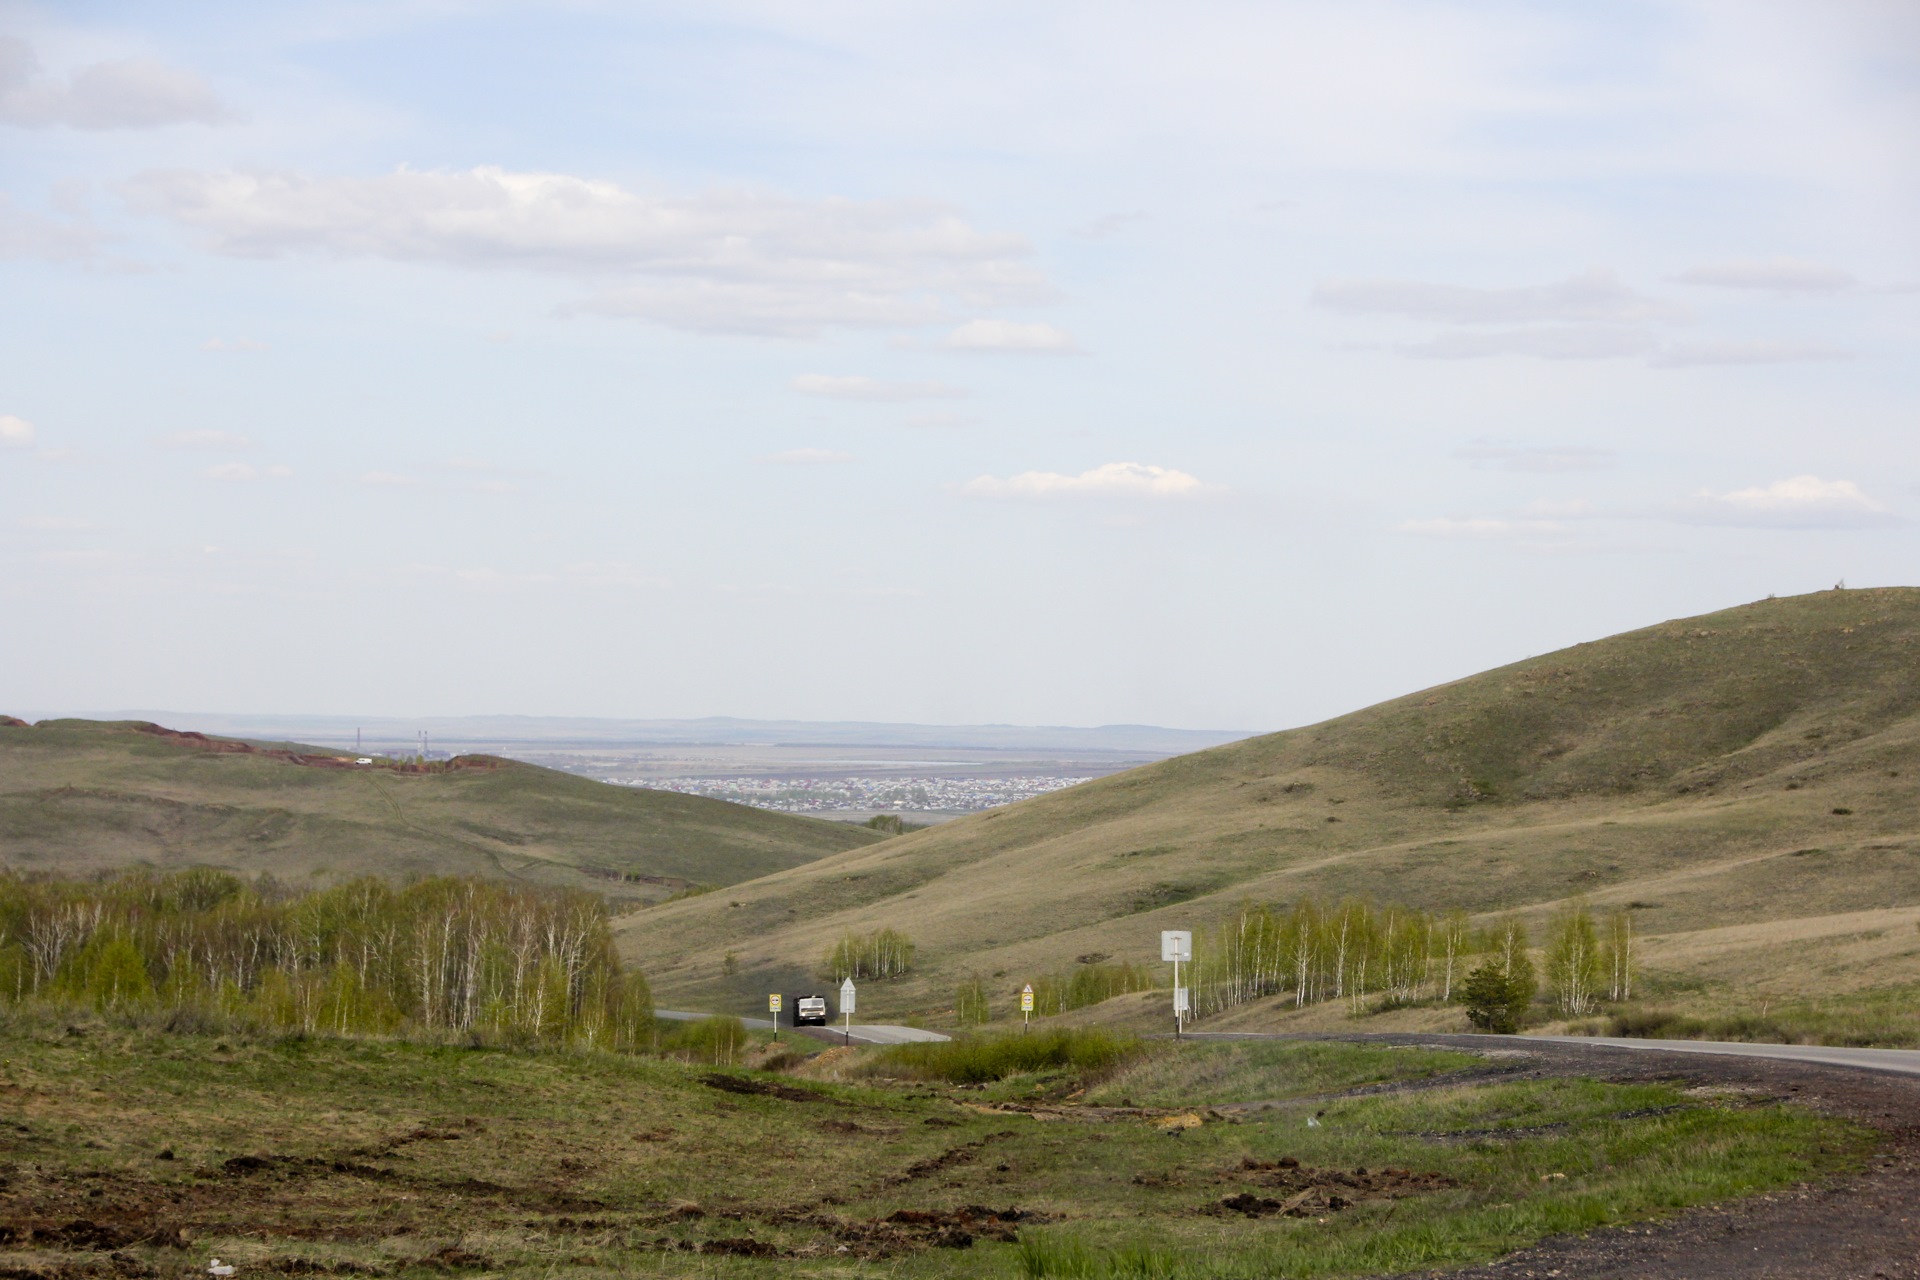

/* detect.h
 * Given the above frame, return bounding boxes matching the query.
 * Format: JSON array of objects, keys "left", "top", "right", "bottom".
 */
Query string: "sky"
[{"left": 2, "top": 0, "right": 1916, "bottom": 732}]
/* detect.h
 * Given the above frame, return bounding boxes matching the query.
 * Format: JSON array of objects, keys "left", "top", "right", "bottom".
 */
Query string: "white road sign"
[
  {"left": 839, "top": 976, "right": 856, "bottom": 1014},
  {"left": 1173, "top": 987, "right": 1190, "bottom": 1014},
  {"left": 1161, "top": 930, "right": 1192, "bottom": 962}
]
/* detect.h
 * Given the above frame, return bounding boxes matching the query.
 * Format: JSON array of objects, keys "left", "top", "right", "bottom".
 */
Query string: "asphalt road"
[
  {"left": 1185, "top": 1029, "right": 1920, "bottom": 1077},
  {"left": 1528, "top": 1033, "right": 1920, "bottom": 1077},
  {"left": 656, "top": 1009, "right": 949, "bottom": 1044}
]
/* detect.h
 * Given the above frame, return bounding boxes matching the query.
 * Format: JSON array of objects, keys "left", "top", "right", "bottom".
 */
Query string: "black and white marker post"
[{"left": 1161, "top": 930, "right": 1192, "bottom": 1039}]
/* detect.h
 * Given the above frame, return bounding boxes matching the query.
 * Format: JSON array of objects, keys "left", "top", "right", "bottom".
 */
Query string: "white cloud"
[
  {"left": 1672, "top": 260, "right": 1857, "bottom": 292},
  {"left": 561, "top": 561, "right": 671, "bottom": 590},
  {"left": 1313, "top": 270, "right": 1676, "bottom": 325},
  {"left": 1070, "top": 211, "right": 1147, "bottom": 239},
  {"left": 758, "top": 448, "right": 854, "bottom": 465},
  {"left": 942, "top": 318, "right": 1081, "bottom": 353},
  {"left": 0, "top": 194, "right": 103, "bottom": 262},
  {"left": 1395, "top": 517, "right": 1568, "bottom": 539},
  {"left": 961, "top": 461, "right": 1211, "bottom": 499},
  {"left": 0, "top": 414, "right": 34, "bottom": 447},
  {"left": 124, "top": 165, "right": 1046, "bottom": 338},
  {"left": 14, "top": 515, "right": 92, "bottom": 531},
  {"left": 1674, "top": 475, "right": 1894, "bottom": 528},
  {"left": 202, "top": 337, "right": 267, "bottom": 353},
  {"left": 1520, "top": 498, "right": 1600, "bottom": 519},
  {"left": 1402, "top": 327, "right": 1656, "bottom": 360},
  {"left": 358, "top": 470, "right": 419, "bottom": 487},
  {"left": 0, "top": 38, "right": 234, "bottom": 130},
  {"left": 904, "top": 411, "right": 976, "bottom": 429},
  {"left": 161, "top": 429, "right": 252, "bottom": 450},
  {"left": 202, "top": 462, "right": 290, "bottom": 482},
  {"left": 1649, "top": 341, "right": 1852, "bottom": 369},
  {"left": 1454, "top": 442, "right": 1612, "bottom": 472},
  {"left": 791, "top": 374, "right": 967, "bottom": 402}
]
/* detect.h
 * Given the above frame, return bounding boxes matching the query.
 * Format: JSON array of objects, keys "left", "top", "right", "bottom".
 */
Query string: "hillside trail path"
[{"left": 1187, "top": 1032, "right": 1920, "bottom": 1279}]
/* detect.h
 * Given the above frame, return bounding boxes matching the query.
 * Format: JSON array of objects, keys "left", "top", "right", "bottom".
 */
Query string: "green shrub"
[
  {"left": 868, "top": 1027, "right": 1141, "bottom": 1084},
  {"left": 659, "top": 1015, "right": 749, "bottom": 1065},
  {"left": 1463, "top": 919, "right": 1536, "bottom": 1034}
]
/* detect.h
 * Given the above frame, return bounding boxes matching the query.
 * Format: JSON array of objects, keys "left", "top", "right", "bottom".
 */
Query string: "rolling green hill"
[
  {"left": 622, "top": 588, "right": 1920, "bottom": 1016},
  {"left": 0, "top": 719, "right": 880, "bottom": 900}
]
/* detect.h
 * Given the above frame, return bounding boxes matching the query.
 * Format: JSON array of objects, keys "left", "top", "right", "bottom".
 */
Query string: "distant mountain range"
[{"left": 63, "top": 714, "right": 1258, "bottom": 756}]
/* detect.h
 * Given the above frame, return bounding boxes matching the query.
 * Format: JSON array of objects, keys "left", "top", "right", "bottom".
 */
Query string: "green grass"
[
  {"left": 629, "top": 587, "right": 1920, "bottom": 1020},
  {"left": 0, "top": 1016, "right": 1872, "bottom": 1280},
  {"left": 1086, "top": 1039, "right": 1484, "bottom": 1107},
  {"left": 865, "top": 1027, "right": 1142, "bottom": 1084},
  {"left": 1590, "top": 982, "right": 1920, "bottom": 1048},
  {"left": 0, "top": 719, "right": 878, "bottom": 901}
]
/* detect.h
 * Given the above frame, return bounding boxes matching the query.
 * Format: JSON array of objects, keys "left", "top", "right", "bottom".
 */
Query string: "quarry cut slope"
[
  {"left": 624, "top": 588, "right": 1920, "bottom": 1013},
  {"left": 0, "top": 719, "right": 879, "bottom": 900}
]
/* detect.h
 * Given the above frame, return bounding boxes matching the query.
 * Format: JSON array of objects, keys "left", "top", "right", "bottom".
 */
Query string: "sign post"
[
  {"left": 1020, "top": 983, "right": 1035, "bottom": 1033},
  {"left": 839, "top": 977, "right": 856, "bottom": 1045},
  {"left": 768, "top": 992, "right": 782, "bottom": 1041},
  {"left": 1161, "top": 930, "right": 1192, "bottom": 1039}
]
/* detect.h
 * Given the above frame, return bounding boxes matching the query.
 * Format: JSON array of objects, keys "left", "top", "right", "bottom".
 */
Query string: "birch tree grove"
[
  {"left": 0, "top": 870, "right": 653, "bottom": 1050},
  {"left": 1187, "top": 898, "right": 1606, "bottom": 1021},
  {"left": 823, "top": 928, "right": 916, "bottom": 981},
  {"left": 1544, "top": 903, "right": 1595, "bottom": 1017},
  {"left": 1600, "top": 908, "right": 1635, "bottom": 1002}
]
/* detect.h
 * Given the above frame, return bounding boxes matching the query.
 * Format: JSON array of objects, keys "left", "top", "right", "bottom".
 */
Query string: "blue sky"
[{"left": 3, "top": 1, "right": 1916, "bottom": 730}]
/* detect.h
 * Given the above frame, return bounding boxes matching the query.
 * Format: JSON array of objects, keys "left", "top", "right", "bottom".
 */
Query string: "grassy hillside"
[
  {"left": 0, "top": 719, "right": 879, "bottom": 901},
  {"left": 623, "top": 588, "right": 1920, "bottom": 1014}
]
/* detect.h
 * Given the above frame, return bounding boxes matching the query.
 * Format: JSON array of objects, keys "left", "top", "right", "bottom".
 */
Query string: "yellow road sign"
[
  {"left": 1020, "top": 984, "right": 1035, "bottom": 1012},
  {"left": 769, "top": 993, "right": 782, "bottom": 1012}
]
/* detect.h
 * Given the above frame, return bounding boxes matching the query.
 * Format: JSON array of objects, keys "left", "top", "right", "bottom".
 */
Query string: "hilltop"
[
  {"left": 0, "top": 719, "right": 879, "bottom": 900},
  {"left": 623, "top": 588, "right": 1920, "bottom": 1014}
]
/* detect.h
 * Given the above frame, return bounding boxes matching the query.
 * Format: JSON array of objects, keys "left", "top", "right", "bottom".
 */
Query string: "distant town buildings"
[{"left": 609, "top": 774, "right": 1093, "bottom": 814}]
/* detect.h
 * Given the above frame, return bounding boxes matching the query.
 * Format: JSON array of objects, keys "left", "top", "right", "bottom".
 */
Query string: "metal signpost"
[
  {"left": 1020, "top": 983, "right": 1035, "bottom": 1033},
  {"left": 839, "top": 977, "right": 856, "bottom": 1045},
  {"left": 768, "top": 992, "right": 782, "bottom": 1041},
  {"left": 1161, "top": 930, "right": 1192, "bottom": 1039}
]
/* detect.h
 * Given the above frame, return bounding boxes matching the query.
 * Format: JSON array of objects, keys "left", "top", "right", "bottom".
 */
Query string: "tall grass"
[
  {"left": 1598, "top": 991, "right": 1920, "bottom": 1048},
  {"left": 866, "top": 1027, "right": 1141, "bottom": 1083}
]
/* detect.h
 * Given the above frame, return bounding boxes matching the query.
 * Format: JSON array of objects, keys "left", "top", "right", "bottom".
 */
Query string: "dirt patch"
[
  {"left": 259, "top": 1260, "right": 387, "bottom": 1276},
  {"left": 1203, "top": 1158, "right": 1456, "bottom": 1218},
  {"left": 698, "top": 1073, "right": 823, "bottom": 1103},
  {"left": 416, "top": 1247, "right": 492, "bottom": 1271},
  {"left": 894, "top": 1131, "right": 1020, "bottom": 1183}
]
